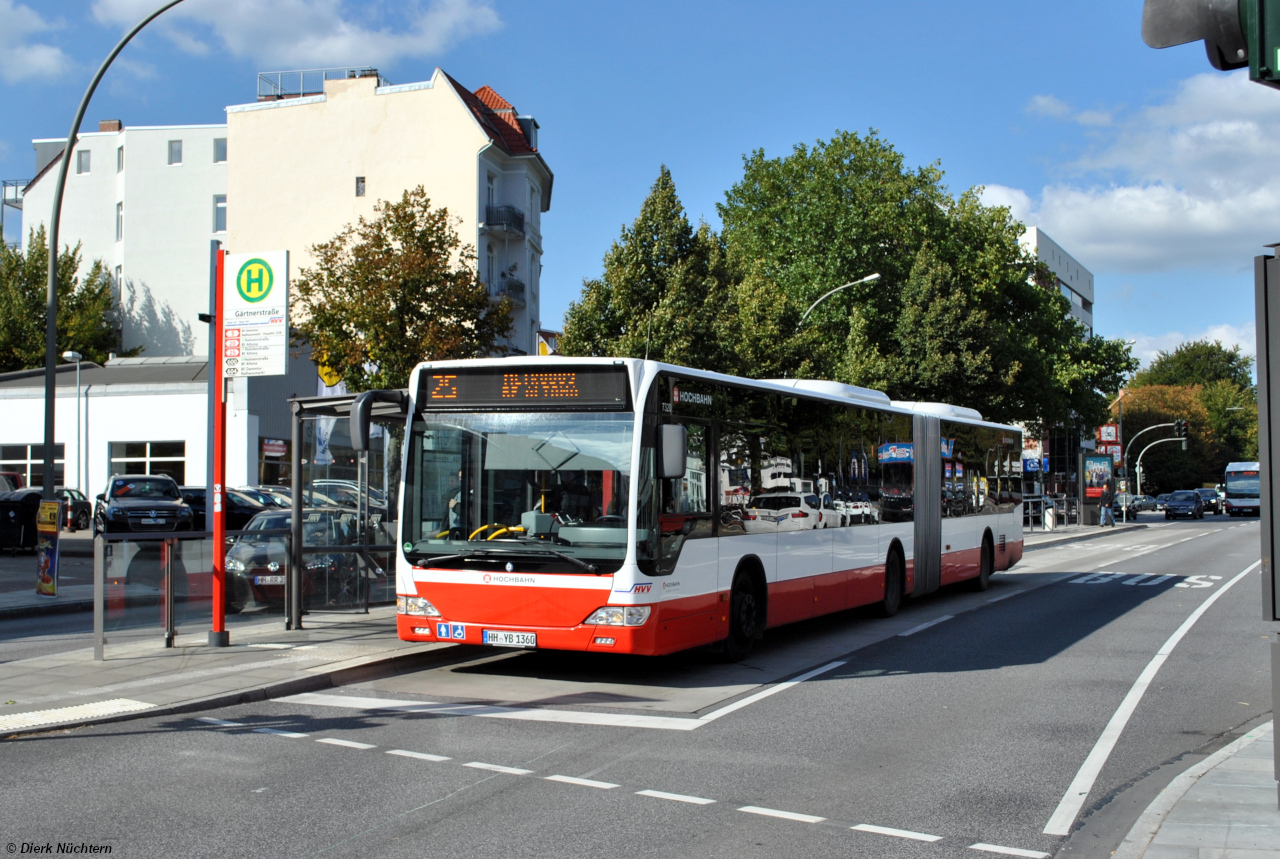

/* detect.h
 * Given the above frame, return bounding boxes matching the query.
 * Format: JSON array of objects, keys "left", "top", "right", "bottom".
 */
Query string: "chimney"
[{"left": 99, "top": 120, "right": 123, "bottom": 133}]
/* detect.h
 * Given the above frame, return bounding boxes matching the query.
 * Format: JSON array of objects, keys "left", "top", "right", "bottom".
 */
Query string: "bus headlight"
[
  {"left": 584, "top": 606, "right": 651, "bottom": 627},
  {"left": 397, "top": 596, "right": 441, "bottom": 616}
]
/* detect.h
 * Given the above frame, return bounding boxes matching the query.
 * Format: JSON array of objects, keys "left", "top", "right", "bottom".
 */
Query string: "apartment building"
[
  {"left": 21, "top": 120, "right": 228, "bottom": 356},
  {"left": 1021, "top": 226, "right": 1094, "bottom": 335}
]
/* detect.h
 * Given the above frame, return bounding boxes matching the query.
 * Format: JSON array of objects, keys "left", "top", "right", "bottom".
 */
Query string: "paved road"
[{"left": 0, "top": 517, "right": 1269, "bottom": 859}]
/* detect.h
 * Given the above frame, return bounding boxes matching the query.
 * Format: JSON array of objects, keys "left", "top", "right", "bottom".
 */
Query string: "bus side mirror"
[
  {"left": 656, "top": 424, "right": 687, "bottom": 480},
  {"left": 350, "top": 389, "right": 408, "bottom": 452}
]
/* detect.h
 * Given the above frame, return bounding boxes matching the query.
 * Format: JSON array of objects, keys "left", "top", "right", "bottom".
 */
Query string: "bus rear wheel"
[
  {"left": 723, "top": 572, "right": 760, "bottom": 662},
  {"left": 968, "top": 536, "right": 993, "bottom": 592},
  {"left": 875, "top": 550, "right": 903, "bottom": 618}
]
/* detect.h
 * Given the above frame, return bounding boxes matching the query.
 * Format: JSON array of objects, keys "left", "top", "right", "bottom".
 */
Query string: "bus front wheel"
[
  {"left": 968, "top": 536, "right": 994, "bottom": 592},
  {"left": 723, "top": 572, "right": 760, "bottom": 662},
  {"left": 875, "top": 550, "right": 903, "bottom": 618}
]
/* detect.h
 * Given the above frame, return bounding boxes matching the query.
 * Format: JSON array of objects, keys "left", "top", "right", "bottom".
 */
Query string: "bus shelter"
[{"left": 286, "top": 391, "right": 407, "bottom": 630}]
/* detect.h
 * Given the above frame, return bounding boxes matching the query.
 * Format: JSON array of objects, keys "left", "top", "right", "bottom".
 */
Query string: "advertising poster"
[
  {"left": 1084, "top": 455, "right": 1113, "bottom": 499},
  {"left": 35, "top": 500, "right": 62, "bottom": 598}
]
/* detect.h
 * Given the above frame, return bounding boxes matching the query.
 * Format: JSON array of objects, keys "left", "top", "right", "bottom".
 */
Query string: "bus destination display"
[{"left": 421, "top": 368, "right": 629, "bottom": 409}]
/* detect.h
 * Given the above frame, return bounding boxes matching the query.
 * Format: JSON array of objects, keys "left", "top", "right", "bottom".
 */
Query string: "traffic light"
[
  {"left": 1174, "top": 418, "right": 1189, "bottom": 437},
  {"left": 1142, "top": 0, "right": 1280, "bottom": 89}
]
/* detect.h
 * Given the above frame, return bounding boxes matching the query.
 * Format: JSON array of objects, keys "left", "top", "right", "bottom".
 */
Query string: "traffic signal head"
[
  {"left": 1174, "top": 418, "right": 1190, "bottom": 437},
  {"left": 1143, "top": 0, "right": 1280, "bottom": 88}
]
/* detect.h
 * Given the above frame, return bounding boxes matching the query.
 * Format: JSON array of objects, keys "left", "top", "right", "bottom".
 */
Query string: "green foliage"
[
  {"left": 1117, "top": 385, "right": 1225, "bottom": 494},
  {"left": 290, "top": 187, "right": 512, "bottom": 392},
  {"left": 560, "top": 167, "right": 735, "bottom": 370},
  {"left": 0, "top": 225, "right": 133, "bottom": 371},
  {"left": 1132, "top": 339, "right": 1254, "bottom": 389}
]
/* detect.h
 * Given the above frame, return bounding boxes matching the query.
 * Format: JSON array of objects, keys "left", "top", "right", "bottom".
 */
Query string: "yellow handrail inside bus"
[
  {"left": 469, "top": 524, "right": 498, "bottom": 540},
  {"left": 434, "top": 530, "right": 449, "bottom": 539},
  {"left": 486, "top": 526, "right": 527, "bottom": 541}
]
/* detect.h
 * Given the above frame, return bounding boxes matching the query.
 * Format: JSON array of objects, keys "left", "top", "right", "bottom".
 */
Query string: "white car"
[{"left": 741, "top": 492, "right": 825, "bottom": 532}]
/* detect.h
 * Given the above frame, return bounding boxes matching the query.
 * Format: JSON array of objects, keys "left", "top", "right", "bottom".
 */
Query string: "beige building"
[{"left": 226, "top": 67, "right": 552, "bottom": 355}]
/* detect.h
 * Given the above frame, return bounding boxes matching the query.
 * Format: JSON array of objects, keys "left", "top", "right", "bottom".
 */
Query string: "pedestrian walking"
[{"left": 1100, "top": 481, "right": 1116, "bottom": 527}]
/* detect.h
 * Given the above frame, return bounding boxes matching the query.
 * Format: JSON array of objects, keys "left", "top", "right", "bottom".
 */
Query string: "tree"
[
  {"left": 1132, "top": 339, "right": 1254, "bottom": 389},
  {"left": 290, "top": 187, "right": 512, "bottom": 392},
  {"left": 560, "top": 167, "right": 734, "bottom": 370},
  {"left": 0, "top": 225, "right": 133, "bottom": 371},
  {"left": 1116, "top": 385, "right": 1227, "bottom": 494},
  {"left": 716, "top": 130, "right": 1136, "bottom": 431}
]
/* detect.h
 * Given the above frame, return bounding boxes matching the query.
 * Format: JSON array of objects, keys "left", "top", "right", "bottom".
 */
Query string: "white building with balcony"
[
  {"left": 20, "top": 120, "right": 229, "bottom": 357},
  {"left": 1020, "top": 226, "right": 1094, "bottom": 334},
  {"left": 227, "top": 67, "right": 552, "bottom": 355}
]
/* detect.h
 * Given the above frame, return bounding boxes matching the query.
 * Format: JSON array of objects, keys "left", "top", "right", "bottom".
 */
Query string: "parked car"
[
  {"left": 1155, "top": 493, "right": 1172, "bottom": 511},
  {"left": 223, "top": 507, "right": 364, "bottom": 613},
  {"left": 1194, "top": 488, "right": 1221, "bottom": 515},
  {"left": 234, "top": 486, "right": 289, "bottom": 509},
  {"left": 0, "top": 472, "right": 20, "bottom": 492},
  {"left": 1164, "top": 490, "right": 1205, "bottom": 520},
  {"left": 179, "top": 486, "right": 266, "bottom": 531},
  {"left": 741, "top": 492, "right": 825, "bottom": 532},
  {"left": 312, "top": 479, "right": 388, "bottom": 506},
  {"left": 57, "top": 487, "right": 93, "bottom": 531},
  {"left": 94, "top": 474, "right": 194, "bottom": 534}
]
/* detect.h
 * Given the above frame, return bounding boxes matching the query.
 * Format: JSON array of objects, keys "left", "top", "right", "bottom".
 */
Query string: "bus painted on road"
[
  {"left": 1223, "top": 461, "right": 1261, "bottom": 517},
  {"left": 386, "top": 359, "right": 1024, "bottom": 657}
]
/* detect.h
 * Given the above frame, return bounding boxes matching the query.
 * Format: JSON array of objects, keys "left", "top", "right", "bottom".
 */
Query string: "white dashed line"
[
  {"left": 196, "top": 717, "right": 244, "bottom": 727},
  {"left": 386, "top": 749, "right": 450, "bottom": 762},
  {"left": 253, "top": 728, "right": 307, "bottom": 738},
  {"left": 317, "top": 738, "right": 375, "bottom": 750},
  {"left": 851, "top": 823, "right": 943, "bottom": 842},
  {"left": 898, "top": 616, "right": 954, "bottom": 637},
  {"left": 970, "top": 843, "right": 1051, "bottom": 858},
  {"left": 636, "top": 790, "right": 716, "bottom": 805},
  {"left": 465, "top": 761, "right": 533, "bottom": 776},
  {"left": 739, "top": 806, "right": 826, "bottom": 823},
  {"left": 545, "top": 775, "right": 619, "bottom": 789},
  {"left": 986, "top": 591, "right": 1021, "bottom": 603}
]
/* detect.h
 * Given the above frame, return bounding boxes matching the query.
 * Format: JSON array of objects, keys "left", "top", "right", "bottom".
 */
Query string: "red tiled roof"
[{"left": 441, "top": 72, "right": 535, "bottom": 154}]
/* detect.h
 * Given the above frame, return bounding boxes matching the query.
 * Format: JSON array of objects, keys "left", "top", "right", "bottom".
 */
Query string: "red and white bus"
[{"left": 383, "top": 358, "right": 1024, "bottom": 658}]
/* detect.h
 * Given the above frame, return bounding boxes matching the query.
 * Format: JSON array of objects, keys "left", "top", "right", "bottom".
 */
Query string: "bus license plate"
[
  {"left": 254, "top": 575, "right": 285, "bottom": 585},
  {"left": 483, "top": 630, "right": 537, "bottom": 648}
]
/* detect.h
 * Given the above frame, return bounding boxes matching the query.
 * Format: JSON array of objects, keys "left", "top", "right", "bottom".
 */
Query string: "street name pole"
[{"left": 41, "top": 0, "right": 186, "bottom": 500}]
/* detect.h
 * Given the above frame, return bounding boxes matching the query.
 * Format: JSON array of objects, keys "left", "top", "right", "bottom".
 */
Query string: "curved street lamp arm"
[
  {"left": 797, "top": 273, "right": 881, "bottom": 330},
  {"left": 1134, "top": 436, "right": 1188, "bottom": 500},
  {"left": 1122, "top": 422, "right": 1175, "bottom": 476},
  {"left": 43, "top": 0, "right": 187, "bottom": 499}
]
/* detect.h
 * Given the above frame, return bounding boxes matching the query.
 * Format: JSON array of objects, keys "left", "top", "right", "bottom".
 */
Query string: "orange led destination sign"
[{"left": 422, "top": 368, "right": 628, "bottom": 410}]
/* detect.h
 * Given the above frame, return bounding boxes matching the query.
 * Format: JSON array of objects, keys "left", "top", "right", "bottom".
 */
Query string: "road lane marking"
[
  {"left": 851, "top": 823, "right": 942, "bottom": 842},
  {"left": 317, "top": 738, "right": 375, "bottom": 750},
  {"left": 1071, "top": 572, "right": 1123, "bottom": 584},
  {"left": 465, "top": 761, "right": 533, "bottom": 775},
  {"left": 740, "top": 806, "right": 825, "bottom": 823},
  {"left": 898, "top": 616, "right": 954, "bottom": 637},
  {"left": 1043, "top": 559, "right": 1260, "bottom": 836},
  {"left": 196, "top": 717, "right": 244, "bottom": 727},
  {"left": 0, "top": 698, "right": 156, "bottom": 733},
  {"left": 636, "top": 789, "right": 715, "bottom": 805},
  {"left": 545, "top": 775, "right": 619, "bottom": 789},
  {"left": 1120, "top": 575, "right": 1154, "bottom": 585},
  {"left": 969, "top": 844, "right": 1050, "bottom": 858},
  {"left": 985, "top": 590, "right": 1023, "bottom": 603},
  {"left": 253, "top": 727, "right": 307, "bottom": 738},
  {"left": 695, "top": 660, "right": 847, "bottom": 724},
  {"left": 386, "top": 749, "right": 449, "bottom": 762},
  {"left": 1136, "top": 574, "right": 1173, "bottom": 586}
]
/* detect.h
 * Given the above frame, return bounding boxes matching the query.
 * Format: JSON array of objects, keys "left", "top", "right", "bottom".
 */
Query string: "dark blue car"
[{"left": 1164, "top": 490, "right": 1204, "bottom": 520}]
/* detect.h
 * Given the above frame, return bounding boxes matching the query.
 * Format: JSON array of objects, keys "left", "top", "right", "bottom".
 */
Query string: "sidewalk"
[
  {"left": 0, "top": 605, "right": 463, "bottom": 737},
  {"left": 1023, "top": 517, "right": 1148, "bottom": 550}
]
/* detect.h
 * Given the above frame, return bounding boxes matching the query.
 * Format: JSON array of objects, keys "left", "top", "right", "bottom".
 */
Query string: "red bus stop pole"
[{"left": 210, "top": 249, "right": 229, "bottom": 646}]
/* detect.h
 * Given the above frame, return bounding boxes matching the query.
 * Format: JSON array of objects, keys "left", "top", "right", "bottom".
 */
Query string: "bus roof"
[
  {"left": 1226, "top": 462, "right": 1261, "bottom": 472},
  {"left": 410, "top": 356, "right": 1022, "bottom": 433}
]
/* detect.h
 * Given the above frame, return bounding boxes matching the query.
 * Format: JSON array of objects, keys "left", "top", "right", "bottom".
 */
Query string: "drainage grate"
[{"left": 0, "top": 698, "right": 155, "bottom": 733}]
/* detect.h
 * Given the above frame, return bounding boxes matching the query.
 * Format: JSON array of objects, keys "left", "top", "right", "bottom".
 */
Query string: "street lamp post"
[
  {"left": 41, "top": 0, "right": 186, "bottom": 501},
  {"left": 61, "top": 351, "right": 82, "bottom": 492},
  {"left": 797, "top": 273, "right": 882, "bottom": 329}
]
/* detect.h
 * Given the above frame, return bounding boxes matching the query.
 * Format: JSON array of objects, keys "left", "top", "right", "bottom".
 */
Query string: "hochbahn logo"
[
  {"left": 672, "top": 386, "right": 712, "bottom": 406},
  {"left": 236, "top": 258, "right": 274, "bottom": 303}
]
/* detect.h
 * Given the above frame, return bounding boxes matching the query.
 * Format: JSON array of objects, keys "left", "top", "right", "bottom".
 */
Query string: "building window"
[
  {"left": 109, "top": 441, "right": 186, "bottom": 484},
  {"left": 213, "top": 195, "right": 227, "bottom": 232},
  {"left": 76, "top": 150, "right": 90, "bottom": 174},
  {"left": 114, "top": 266, "right": 122, "bottom": 300},
  {"left": 167, "top": 140, "right": 182, "bottom": 165},
  {"left": 115, "top": 202, "right": 123, "bottom": 241},
  {"left": 486, "top": 244, "right": 495, "bottom": 286},
  {"left": 0, "top": 444, "right": 65, "bottom": 489},
  {"left": 355, "top": 176, "right": 365, "bottom": 197},
  {"left": 116, "top": 145, "right": 124, "bottom": 173},
  {"left": 487, "top": 174, "right": 495, "bottom": 208},
  {"left": 213, "top": 138, "right": 227, "bottom": 163}
]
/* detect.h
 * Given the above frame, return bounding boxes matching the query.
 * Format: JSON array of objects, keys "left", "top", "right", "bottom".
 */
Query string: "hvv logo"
[{"left": 614, "top": 583, "right": 652, "bottom": 594}]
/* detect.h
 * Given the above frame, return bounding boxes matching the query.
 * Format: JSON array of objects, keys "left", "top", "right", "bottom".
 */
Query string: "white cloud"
[
  {"left": 1005, "top": 72, "right": 1280, "bottom": 273},
  {"left": 977, "top": 184, "right": 1032, "bottom": 224},
  {"left": 1026, "top": 94, "right": 1112, "bottom": 127},
  {"left": 91, "top": 0, "right": 501, "bottom": 69},
  {"left": 0, "top": 0, "right": 70, "bottom": 83},
  {"left": 1128, "top": 322, "right": 1256, "bottom": 368}
]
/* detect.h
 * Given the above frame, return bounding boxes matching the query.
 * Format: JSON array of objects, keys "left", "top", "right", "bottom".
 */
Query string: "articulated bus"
[
  {"left": 380, "top": 358, "right": 1024, "bottom": 658},
  {"left": 1223, "top": 462, "right": 1261, "bottom": 517}
]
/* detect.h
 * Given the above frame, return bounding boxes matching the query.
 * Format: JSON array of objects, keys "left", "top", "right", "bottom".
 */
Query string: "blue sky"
[{"left": 1, "top": 0, "right": 1272, "bottom": 366}]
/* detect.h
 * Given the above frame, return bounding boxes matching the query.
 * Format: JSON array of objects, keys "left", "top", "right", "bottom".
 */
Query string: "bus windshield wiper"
[{"left": 412, "top": 547, "right": 599, "bottom": 574}]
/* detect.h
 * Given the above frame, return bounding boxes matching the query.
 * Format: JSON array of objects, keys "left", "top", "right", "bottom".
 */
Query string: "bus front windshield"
[
  {"left": 1226, "top": 472, "right": 1260, "bottom": 498},
  {"left": 403, "top": 411, "right": 635, "bottom": 573}
]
